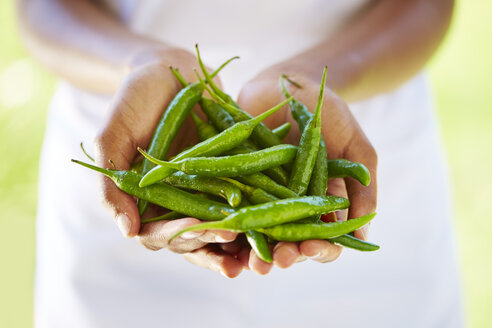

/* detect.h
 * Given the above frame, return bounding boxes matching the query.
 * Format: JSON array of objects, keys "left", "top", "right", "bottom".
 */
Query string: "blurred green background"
[{"left": 0, "top": 1, "right": 491, "bottom": 327}]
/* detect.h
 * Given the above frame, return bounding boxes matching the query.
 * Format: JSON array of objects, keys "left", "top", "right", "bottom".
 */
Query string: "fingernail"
[
  {"left": 116, "top": 214, "right": 131, "bottom": 237},
  {"left": 307, "top": 252, "right": 322, "bottom": 260},
  {"left": 215, "top": 235, "right": 229, "bottom": 243},
  {"left": 296, "top": 255, "right": 308, "bottom": 263},
  {"left": 219, "top": 269, "right": 229, "bottom": 278},
  {"left": 181, "top": 231, "right": 203, "bottom": 240},
  {"left": 360, "top": 224, "right": 371, "bottom": 240}
]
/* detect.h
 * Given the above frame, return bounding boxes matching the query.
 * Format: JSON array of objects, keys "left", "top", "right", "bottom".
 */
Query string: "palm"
[{"left": 236, "top": 73, "right": 377, "bottom": 268}]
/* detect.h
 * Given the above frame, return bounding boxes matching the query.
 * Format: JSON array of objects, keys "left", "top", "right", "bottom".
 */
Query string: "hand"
[
  {"left": 93, "top": 46, "right": 245, "bottom": 277},
  {"left": 235, "top": 66, "right": 377, "bottom": 273}
]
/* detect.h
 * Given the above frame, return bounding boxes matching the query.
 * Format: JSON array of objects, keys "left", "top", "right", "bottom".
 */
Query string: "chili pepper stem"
[
  {"left": 312, "top": 67, "right": 328, "bottom": 125},
  {"left": 210, "top": 56, "right": 239, "bottom": 79},
  {"left": 279, "top": 75, "right": 292, "bottom": 99},
  {"left": 71, "top": 159, "right": 117, "bottom": 179},
  {"left": 171, "top": 56, "right": 239, "bottom": 88},
  {"left": 195, "top": 44, "right": 232, "bottom": 103},
  {"left": 169, "top": 66, "right": 188, "bottom": 87},
  {"left": 248, "top": 97, "right": 293, "bottom": 126},
  {"left": 80, "top": 142, "right": 95, "bottom": 162},
  {"left": 137, "top": 148, "right": 179, "bottom": 168}
]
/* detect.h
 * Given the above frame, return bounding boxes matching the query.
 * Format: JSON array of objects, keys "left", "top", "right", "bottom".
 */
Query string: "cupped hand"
[
  {"left": 93, "top": 47, "right": 245, "bottom": 277},
  {"left": 236, "top": 67, "right": 377, "bottom": 272}
]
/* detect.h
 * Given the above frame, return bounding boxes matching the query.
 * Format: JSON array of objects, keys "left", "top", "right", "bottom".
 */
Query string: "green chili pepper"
[
  {"left": 163, "top": 171, "right": 242, "bottom": 207},
  {"left": 190, "top": 111, "right": 219, "bottom": 141},
  {"left": 140, "top": 144, "right": 298, "bottom": 178},
  {"left": 328, "top": 234, "right": 380, "bottom": 251},
  {"left": 288, "top": 67, "right": 327, "bottom": 196},
  {"left": 246, "top": 230, "right": 272, "bottom": 263},
  {"left": 257, "top": 213, "right": 375, "bottom": 242},
  {"left": 139, "top": 99, "right": 291, "bottom": 187},
  {"left": 327, "top": 159, "right": 371, "bottom": 186},
  {"left": 236, "top": 173, "right": 298, "bottom": 199},
  {"left": 272, "top": 122, "right": 291, "bottom": 140},
  {"left": 169, "top": 196, "right": 350, "bottom": 241},
  {"left": 137, "top": 81, "right": 204, "bottom": 214},
  {"left": 280, "top": 74, "right": 329, "bottom": 198},
  {"left": 72, "top": 160, "right": 233, "bottom": 221},
  {"left": 141, "top": 211, "right": 184, "bottom": 224},
  {"left": 236, "top": 196, "right": 273, "bottom": 262}
]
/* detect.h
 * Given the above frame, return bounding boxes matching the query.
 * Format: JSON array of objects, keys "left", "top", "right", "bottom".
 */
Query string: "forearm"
[
  {"left": 15, "top": 0, "right": 168, "bottom": 93},
  {"left": 283, "top": 0, "right": 454, "bottom": 102}
]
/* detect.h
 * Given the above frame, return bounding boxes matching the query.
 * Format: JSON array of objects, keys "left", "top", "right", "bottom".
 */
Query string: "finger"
[
  {"left": 94, "top": 68, "right": 178, "bottom": 238},
  {"left": 249, "top": 249, "right": 274, "bottom": 275},
  {"left": 183, "top": 245, "right": 244, "bottom": 278},
  {"left": 95, "top": 124, "right": 140, "bottom": 238},
  {"left": 344, "top": 135, "right": 378, "bottom": 241},
  {"left": 137, "top": 218, "right": 207, "bottom": 254},
  {"left": 219, "top": 239, "right": 244, "bottom": 255},
  {"left": 326, "top": 178, "right": 349, "bottom": 222},
  {"left": 273, "top": 242, "right": 301, "bottom": 269},
  {"left": 299, "top": 240, "right": 343, "bottom": 263},
  {"left": 236, "top": 78, "right": 283, "bottom": 128},
  {"left": 237, "top": 246, "right": 251, "bottom": 269}
]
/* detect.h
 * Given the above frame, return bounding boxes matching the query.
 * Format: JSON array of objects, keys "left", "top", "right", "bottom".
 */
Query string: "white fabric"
[{"left": 34, "top": 1, "right": 463, "bottom": 327}]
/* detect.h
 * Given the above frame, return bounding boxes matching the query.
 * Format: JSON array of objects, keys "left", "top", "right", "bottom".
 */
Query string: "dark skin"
[{"left": 16, "top": 0, "right": 453, "bottom": 277}]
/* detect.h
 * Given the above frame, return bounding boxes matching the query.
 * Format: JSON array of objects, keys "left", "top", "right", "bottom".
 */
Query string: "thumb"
[{"left": 94, "top": 104, "right": 141, "bottom": 238}]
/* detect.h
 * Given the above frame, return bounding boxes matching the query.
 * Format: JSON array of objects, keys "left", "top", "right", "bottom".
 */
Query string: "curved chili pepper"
[
  {"left": 288, "top": 67, "right": 328, "bottom": 196},
  {"left": 246, "top": 230, "right": 273, "bottom": 263},
  {"left": 140, "top": 144, "right": 298, "bottom": 178},
  {"left": 169, "top": 196, "right": 350, "bottom": 241},
  {"left": 72, "top": 160, "right": 233, "bottom": 221},
  {"left": 137, "top": 81, "right": 204, "bottom": 214},
  {"left": 257, "top": 213, "right": 375, "bottom": 242},
  {"left": 327, "top": 159, "right": 371, "bottom": 186}
]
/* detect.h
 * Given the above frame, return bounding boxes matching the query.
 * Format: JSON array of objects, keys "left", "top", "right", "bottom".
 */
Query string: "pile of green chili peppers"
[{"left": 72, "top": 45, "right": 379, "bottom": 263}]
